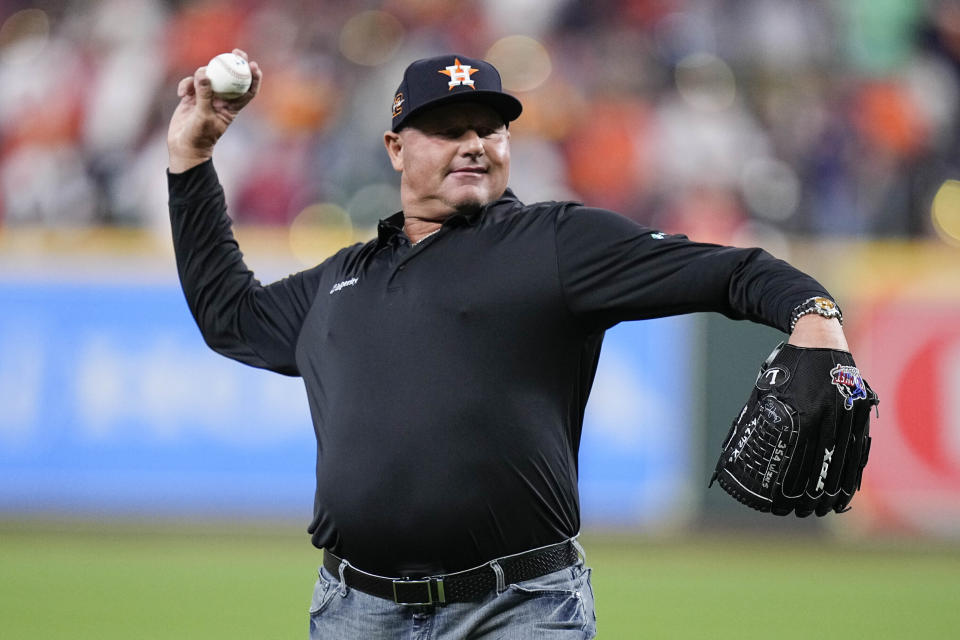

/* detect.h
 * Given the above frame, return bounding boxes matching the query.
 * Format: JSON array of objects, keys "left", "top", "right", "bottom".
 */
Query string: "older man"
[{"left": 167, "top": 51, "right": 848, "bottom": 639}]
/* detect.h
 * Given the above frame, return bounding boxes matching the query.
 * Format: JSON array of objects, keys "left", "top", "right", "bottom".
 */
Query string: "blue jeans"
[{"left": 308, "top": 560, "right": 597, "bottom": 639}]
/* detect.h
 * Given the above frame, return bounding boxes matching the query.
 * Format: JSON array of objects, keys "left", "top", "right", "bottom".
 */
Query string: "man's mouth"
[{"left": 449, "top": 167, "right": 487, "bottom": 175}]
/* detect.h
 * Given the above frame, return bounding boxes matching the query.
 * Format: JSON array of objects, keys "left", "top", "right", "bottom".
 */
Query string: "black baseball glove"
[{"left": 710, "top": 343, "right": 878, "bottom": 517}]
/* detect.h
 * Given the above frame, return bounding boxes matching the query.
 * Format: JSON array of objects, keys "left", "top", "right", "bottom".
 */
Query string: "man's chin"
[
  {"left": 447, "top": 187, "right": 499, "bottom": 213},
  {"left": 452, "top": 198, "right": 484, "bottom": 215}
]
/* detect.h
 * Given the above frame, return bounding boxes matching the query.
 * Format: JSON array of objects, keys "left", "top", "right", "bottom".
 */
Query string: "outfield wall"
[{"left": 0, "top": 231, "right": 957, "bottom": 537}]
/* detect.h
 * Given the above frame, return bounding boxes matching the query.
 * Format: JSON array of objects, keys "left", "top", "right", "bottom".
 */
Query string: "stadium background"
[{"left": 1, "top": 0, "right": 959, "bottom": 637}]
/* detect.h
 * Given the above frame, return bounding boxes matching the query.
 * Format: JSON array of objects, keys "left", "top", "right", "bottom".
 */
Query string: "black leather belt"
[{"left": 323, "top": 539, "right": 580, "bottom": 606}]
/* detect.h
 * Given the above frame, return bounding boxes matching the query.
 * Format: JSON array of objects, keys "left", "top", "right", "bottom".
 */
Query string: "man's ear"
[{"left": 383, "top": 130, "right": 403, "bottom": 172}]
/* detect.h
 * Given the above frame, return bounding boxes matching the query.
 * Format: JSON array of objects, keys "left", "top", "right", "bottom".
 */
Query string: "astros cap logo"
[
  {"left": 392, "top": 92, "right": 404, "bottom": 117},
  {"left": 439, "top": 58, "right": 478, "bottom": 90}
]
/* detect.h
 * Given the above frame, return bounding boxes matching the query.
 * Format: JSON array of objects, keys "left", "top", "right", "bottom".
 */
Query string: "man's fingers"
[
  {"left": 194, "top": 67, "right": 215, "bottom": 111},
  {"left": 248, "top": 60, "right": 262, "bottom": 97},
  {"left": 177, "top": 76, "right": 195, "bottom": 98},
  {"left": 233, "top": 48, "right": 248, "bottom": 60}
]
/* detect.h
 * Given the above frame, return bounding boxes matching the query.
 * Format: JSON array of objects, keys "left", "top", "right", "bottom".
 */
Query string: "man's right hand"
[{"left": 167, "top": 48, "right": 262, "bottom": 173}]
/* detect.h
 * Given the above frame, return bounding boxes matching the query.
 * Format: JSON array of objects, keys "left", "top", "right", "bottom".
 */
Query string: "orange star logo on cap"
[{"left": 438, "top": 58, "right": 478, "bottom": 90}]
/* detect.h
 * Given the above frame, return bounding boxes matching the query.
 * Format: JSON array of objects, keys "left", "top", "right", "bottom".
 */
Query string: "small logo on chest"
[{"left": 329, "top": 277, "right": 359, "bottom": 295}]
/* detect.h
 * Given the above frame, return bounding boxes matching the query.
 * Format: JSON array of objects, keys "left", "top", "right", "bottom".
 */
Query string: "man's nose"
[{"left": 459, "top": 130, "right": 484, "bottom": 155}]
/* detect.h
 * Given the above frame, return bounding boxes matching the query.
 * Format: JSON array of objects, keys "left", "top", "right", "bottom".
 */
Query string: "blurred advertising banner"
[
  {"left": 807, "top": 241, "right": 960, "bottom": 538},
  {"left": 579, "top": 315, "right": 697, "bottom": 529},
  {"left": 858, "top": 300, "right": 960, "bottom": 536},
  {"left": 0, "top": 280, "right": 317, "bottom": 518},
  {"left": 0, "top": 274, "right": 696, "bottom": 528}
]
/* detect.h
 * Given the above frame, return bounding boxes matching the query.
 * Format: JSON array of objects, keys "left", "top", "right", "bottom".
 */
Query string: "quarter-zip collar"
[{"left": 375, "top": 188, "right": 522, "bottom": 247}]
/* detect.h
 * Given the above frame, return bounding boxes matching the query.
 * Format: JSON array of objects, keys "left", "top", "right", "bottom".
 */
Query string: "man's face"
[{"left": 384, "top": 102, "right": 511, "bottom": 218}]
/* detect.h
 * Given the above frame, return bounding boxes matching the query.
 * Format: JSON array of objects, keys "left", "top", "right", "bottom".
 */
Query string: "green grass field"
[{"left": 2, "top": 521, "right": 958, "bottom": 639}]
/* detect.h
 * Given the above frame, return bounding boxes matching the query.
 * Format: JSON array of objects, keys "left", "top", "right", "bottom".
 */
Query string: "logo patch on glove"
[
  {"left": 830, "top": 364, "right": 868, "bottom": 410},
  {"left": 756, "top": 365, "right": 791, "bottom": 390}
]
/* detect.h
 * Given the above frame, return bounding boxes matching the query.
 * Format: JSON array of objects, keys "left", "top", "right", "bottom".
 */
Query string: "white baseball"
[{"left": 206, "top": 53, "right": 252, "bottom": 99}]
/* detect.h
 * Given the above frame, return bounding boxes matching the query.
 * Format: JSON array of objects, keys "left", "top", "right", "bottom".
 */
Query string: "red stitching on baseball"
[{"left": 213, "top": 56, "right": 249, "bottom": 82}]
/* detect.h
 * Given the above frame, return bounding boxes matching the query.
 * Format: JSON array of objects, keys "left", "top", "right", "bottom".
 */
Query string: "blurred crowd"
[{"left": 1, "top": 0, "right": 958, "bottom": 244}]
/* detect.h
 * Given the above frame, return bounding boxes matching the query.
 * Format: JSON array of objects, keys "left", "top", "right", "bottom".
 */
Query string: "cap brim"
[{"left": 392, "top": 91, "right": 522, "bottom": 131}]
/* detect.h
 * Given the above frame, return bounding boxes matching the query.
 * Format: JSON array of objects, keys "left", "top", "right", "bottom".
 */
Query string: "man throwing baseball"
[{"left": 167, "top": 49, "right": 875, "bottom": 639}]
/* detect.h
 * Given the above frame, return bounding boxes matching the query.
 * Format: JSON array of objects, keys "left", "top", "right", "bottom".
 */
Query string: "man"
[{"left": 167, "top": 50, "right": 849, "bottom": 639}]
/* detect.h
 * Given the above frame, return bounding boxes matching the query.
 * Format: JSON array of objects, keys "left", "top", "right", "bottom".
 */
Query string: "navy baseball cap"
[{"left": 391, "top": 54, "right": 523, "bottom": 132}]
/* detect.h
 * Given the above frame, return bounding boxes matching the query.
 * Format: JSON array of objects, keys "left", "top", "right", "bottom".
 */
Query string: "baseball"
[{"left": 206, "top": 52, "right": 252, "bottom": 99}]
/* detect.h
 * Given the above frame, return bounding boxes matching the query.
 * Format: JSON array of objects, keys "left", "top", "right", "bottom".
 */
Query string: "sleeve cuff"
[{"left": 167, "top": 159, "right": 221, "bottom": 206}]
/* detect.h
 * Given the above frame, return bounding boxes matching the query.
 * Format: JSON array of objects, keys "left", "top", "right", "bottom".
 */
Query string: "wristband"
[{"left": 789, "top": 296, "right": 843, "bottom": 332}]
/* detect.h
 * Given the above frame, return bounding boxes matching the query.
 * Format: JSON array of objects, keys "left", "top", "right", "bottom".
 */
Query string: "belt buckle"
[{"left": 392, "top": 577, "right": 445, "bottom": 605}]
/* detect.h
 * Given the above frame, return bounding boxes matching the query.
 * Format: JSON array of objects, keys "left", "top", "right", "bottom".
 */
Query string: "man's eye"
[{"left": 434, "top": 126, "right": 499, "bottom": 138}]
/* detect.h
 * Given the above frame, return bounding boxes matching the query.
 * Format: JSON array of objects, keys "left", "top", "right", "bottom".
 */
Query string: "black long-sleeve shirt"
[{"left": 168, "top": 160, "right": 830, "bottom": 576}]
